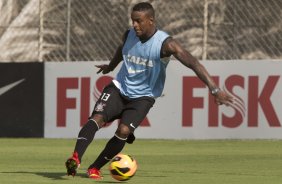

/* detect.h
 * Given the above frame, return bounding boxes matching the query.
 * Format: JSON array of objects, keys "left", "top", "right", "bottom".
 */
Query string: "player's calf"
[{"left": 126, "top": 132, "right": 135, "bottom": 144}]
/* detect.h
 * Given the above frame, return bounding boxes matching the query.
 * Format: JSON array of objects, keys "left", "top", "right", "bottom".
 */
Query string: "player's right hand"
[{"left": 95, "top": 64, "right": 111, "bottom": 74}]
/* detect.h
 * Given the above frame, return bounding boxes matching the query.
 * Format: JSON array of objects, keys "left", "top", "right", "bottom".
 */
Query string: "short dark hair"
[{"left": 132, "top": 2, "right": 155, "bottom": 18}]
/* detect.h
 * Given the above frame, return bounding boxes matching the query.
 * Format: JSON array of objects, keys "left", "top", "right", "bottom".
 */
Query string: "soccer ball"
[{"left": 109, "top": 153, "right": 138, "bottom": 181}]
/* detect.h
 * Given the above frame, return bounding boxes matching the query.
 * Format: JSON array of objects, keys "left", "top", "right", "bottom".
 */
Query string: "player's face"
[{"left": 131, "top": 11, "right": 154, "bottom": 39}]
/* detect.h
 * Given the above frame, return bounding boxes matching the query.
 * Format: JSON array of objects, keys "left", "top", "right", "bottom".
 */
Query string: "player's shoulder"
[
  {"left": 156, "top": 29, "right": 169, "bottom": 35},
  {"left": 161, "top": 36, "right": 177, "bottom": 57},
  {"left": 122, "top": 29, "right": 130, "bottom": 43}
]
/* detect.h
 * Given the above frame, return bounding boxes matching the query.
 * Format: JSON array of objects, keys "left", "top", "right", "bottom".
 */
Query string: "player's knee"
[
  {"left": 116, "top": 124, "right": 131, "bottom": 139},
  {"left": 91, "top": 114, "right": 106, "bottom": 129}
]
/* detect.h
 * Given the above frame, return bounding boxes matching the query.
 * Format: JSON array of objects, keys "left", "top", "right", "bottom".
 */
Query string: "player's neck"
[{"left": 140, "top": 28, "right": 157, "bottom": 43}]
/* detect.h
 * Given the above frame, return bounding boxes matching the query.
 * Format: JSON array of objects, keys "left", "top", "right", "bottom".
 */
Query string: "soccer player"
[{"left": 65, "top": 2, "right": 234, "bottom": 180}]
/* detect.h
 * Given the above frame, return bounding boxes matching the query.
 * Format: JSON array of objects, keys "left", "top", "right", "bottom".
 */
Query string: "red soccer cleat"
[
  {"left": 87, "top": 167, "right": 103, "bottom": 180},
  {"left": 65, "top": 152, "right": 80, "bottom": 177}
]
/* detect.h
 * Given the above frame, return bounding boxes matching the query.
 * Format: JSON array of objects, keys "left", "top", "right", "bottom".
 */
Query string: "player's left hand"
[
  {"left": 95, "top": 64, "right": 111, "bottom": 74},
  {"left": 213, "top": 90, "right": 234, "bottom": 106}
]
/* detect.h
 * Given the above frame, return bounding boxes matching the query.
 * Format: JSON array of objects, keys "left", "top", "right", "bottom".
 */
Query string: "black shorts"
[{"left": 91, "top": 82, "right": 155, "bottom": 131}]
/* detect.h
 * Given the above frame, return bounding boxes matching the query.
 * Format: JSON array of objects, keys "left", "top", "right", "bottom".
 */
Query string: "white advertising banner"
[{"left": 44, "top": 60, "right": 282, "bottom": 139}]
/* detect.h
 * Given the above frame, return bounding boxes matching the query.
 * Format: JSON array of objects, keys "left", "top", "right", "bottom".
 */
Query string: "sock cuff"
[
  {"left": 114, "top": 134, "right": 127, "bottom": 141},
  {"left": 89, "top": 119, "right": 100, "bottom": 130}
]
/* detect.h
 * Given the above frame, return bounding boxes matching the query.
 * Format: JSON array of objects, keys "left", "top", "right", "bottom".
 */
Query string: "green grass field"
[{"left": 0, "top": 138, "right": 281, "bottom": 184}]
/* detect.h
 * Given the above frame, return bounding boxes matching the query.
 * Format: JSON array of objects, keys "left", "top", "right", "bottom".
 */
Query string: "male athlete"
[{"left": 65, "top": 2, "right": 233, "bottom": 180}]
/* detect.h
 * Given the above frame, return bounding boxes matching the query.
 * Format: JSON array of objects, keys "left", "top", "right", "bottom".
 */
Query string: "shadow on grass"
[
  {"left": 0, "top": 171, "right": 130, "bottom": 183},
  {"left": 0, "top": 171, "right": 86, "bottom": 180}
]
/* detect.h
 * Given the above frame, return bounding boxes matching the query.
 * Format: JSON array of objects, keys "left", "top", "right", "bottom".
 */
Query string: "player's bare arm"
[
  {"left": 96, "top": 30, "right": 130, "bottom": 74},
  {"left": 96, "top": 45, "right": 123, "bottom": 74},
  {"left": 161, "top": 37, "right": 234, "bottom": 106}
]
